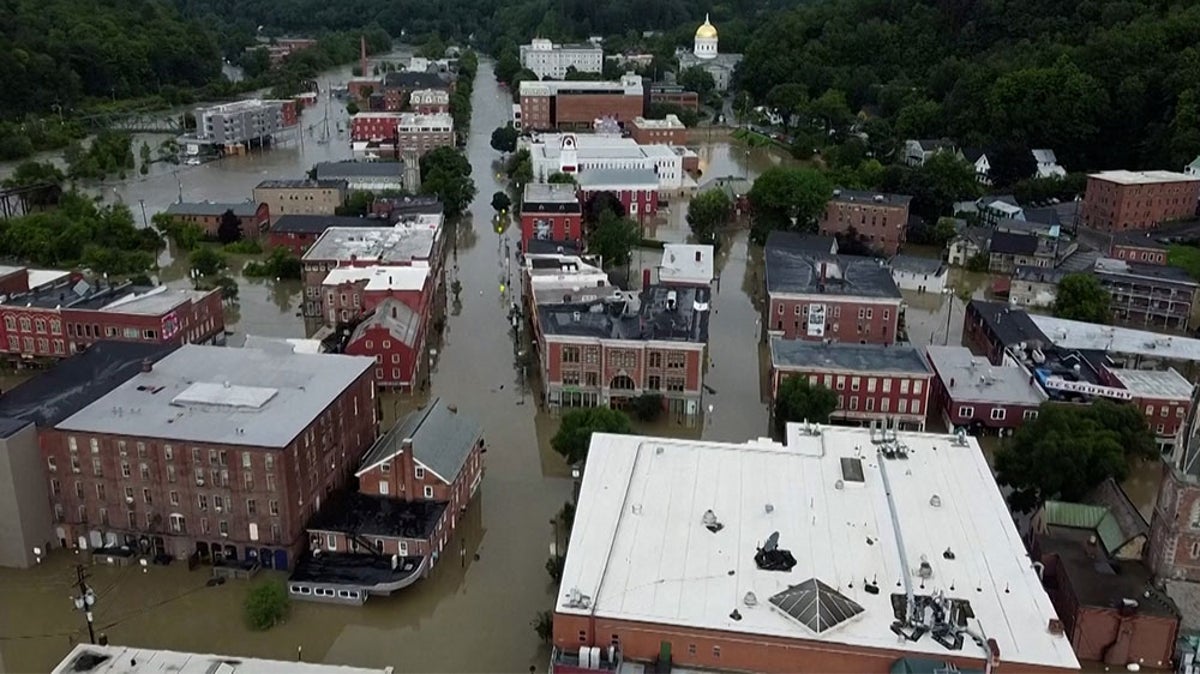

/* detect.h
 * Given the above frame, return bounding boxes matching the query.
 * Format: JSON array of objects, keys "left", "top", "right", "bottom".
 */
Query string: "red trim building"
[
  {"left": 577, "top": 168, "right": 660, "bottom": 225},
  {"left": 521, "top": 183, "right": 583, "bottom": 252},
  {"left": 925, "top": 345, "right": 1047, "bottom": 434},
  {"left": 770, "top": 339, "right": 932, "bottom": 430},
  {"left": 343, "top": 297, "right": 427, "bottom": 391}
]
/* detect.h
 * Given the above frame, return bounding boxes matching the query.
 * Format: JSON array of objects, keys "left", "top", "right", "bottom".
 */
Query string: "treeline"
[
  {"left": 736, "top": 0, "right": 1200, "bottom": 170},
  {"left": 0, "top": 193, "right": 161, "bottom": 275}
]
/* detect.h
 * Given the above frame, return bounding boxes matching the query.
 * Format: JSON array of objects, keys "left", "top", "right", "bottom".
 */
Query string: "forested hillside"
[
  {"left": 0, "top": 0, "right": 222, "bottom": 118},
  {"left": 737, "top": 0, "right": 1200, "bottom": 169}
]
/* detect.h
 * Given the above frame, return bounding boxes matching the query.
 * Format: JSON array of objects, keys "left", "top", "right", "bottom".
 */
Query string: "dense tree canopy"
[
  {"left": 551, "top": 407, "right": 632, "bottom": 464},
  {"left": 420, "top": 146, "right": 476, "bottom": 218},
  {"left": 1054, "top": 274, "right": 1111, "bottom": 324},
  {"left": 746, "top": 167, "right": 831, "bottom": 244},
  {"left": 994, "top": 400, "right": 1156, "bottom": 512},
  {"left": 773, "top": 377, "right": 837, "bottom": 436},
  {"left": 587, "top": 212, "right": 640, "bottom": 269},
  {"left": 0, "top": 192, "right": 160, "bottom": 274},
  {"left": 686, "top": 188, "right": 733, "bottom": 245}
]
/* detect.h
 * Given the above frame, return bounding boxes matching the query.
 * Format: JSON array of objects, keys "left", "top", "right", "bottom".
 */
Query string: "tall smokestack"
[{"left": 360, "top": 36, "right": 368, "bottom": 78}]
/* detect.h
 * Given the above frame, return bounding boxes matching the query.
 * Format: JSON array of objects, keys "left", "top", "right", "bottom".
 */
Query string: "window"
[
  {"left": 713, "top": 646, "right": 721, "bottom": 658},
  {"left": 913, "top": 380, "right": 923, "bottom": 394},
  {"left": 1180, "top": 407, "right": 1187, "bottom": 418},
  {"left": 1191, "top": 541, "right": 1200, "bottom": 559},
  {"left": 169, "top": 514, "right": 185, "bottom": 534},
  {"left": 99, "top": 508, "right": 109, "bottom": 526},
  {"left": 89, "top": 438, "right": 99, "bottom": 454},
  {"left": 47, "top": 456, "right": 57, "bottom": 472},
  {"left": 849, "top": 396, "right": 859, "bottom": 411},
  {"left": 140, "top": 463, "right": 149, "bottom": 481},
  {"left": 911, "top": 400, "right": 920, "bottom": 415},
  {"left": 242, "top": 452, "right": 252, "bottom": 469},
  {"left": 70, "top": 455, "right": 81, "bottom": 473},
  {"left": 269, "top": 500, "right": 279, "bottom": 516},
  {"left": 415, "top": 466, "right": 425, "bottom": 480},
  {"left": 1162, "top": 406, "right": 1170, "bottom": 417},
  {"left": 666, "top": 352, "right": 686, "bottom": 369},
  {"left": 3, "top": 316, "right": 12, "bottom": 330},
  {"left": 124, "top": 486, "right": 134, "bottom": 502},
  {"left": 19, "top": 317, "right": 30, "bottom": 331},
  {"left": 219, "top": 520, "right": 229, "bottom": 536},
  {"left": 424, "top": 486, "right": 434, "bottom": 498},
  {"left": 836, "top": 376, "right": 845, "bottom": 390},
  {"left": 562, "top": 346, "right": 580, "bottom": 363},
  {"left": 851, "top": 377, "right": 860, "bottom": 391},
  {"left": 247, "top": 499, "right": 257, "bottom": 515},
  {"left": 191, "top": 447, "right": 201, "bottom": 464},
  {"left": 214, "top": 495, "right": 225, "bottom": 511},
  {"left": 867, "top": 378, "right": 876, "bottom": 393},
  {"left": 959, "top": 406, "right": 974, "bottom": 418},
  {"left": 127, "top": 511, "right": 136, "bottom": 529},
  {"left": 899, "top": 379, "right": 910, "bottom": 394},
  {"left": 197, "top": 494, "right": 208, "bottom": 511},
  {"left": 96, "top": 483, "right": 106, "bottom": 500},
  {"left": 1157, "top": 424, "right": 1166, "bottom": 434},
  {"left": 882, "top": 379, "right": 892, "bottom": 393},
  {"left": 899, "top": 399, "right": 908, "bottom": 414},
  {"left": 1023, "top": 410, "right": 1038, "bottom": 421},
  {"left": 143, "top": 488, "right": 152, "bottom": 504},
  {"left": 1146, "top": 405, "right": 1155, "bottom": 417},
  {"left": 266, "top": 474, "right": 276, "bottom": 492},
  {"left": 881, "top": 398, "right": 890, "bottom": 413},
  {"left": 265, "top": 455, "right": 274, "bottom": 472},
  {"left": 91, "top": 457, "right": 102, "bottom": 476},
  {"left": 327, "top": 534, "right": 338, "bottom": 551},
  {"left": 990, "top": 408, "right": 1007, "bottom": 421},
  {"left": 201, "top": 518, "right": 210, "bottom": 535}
]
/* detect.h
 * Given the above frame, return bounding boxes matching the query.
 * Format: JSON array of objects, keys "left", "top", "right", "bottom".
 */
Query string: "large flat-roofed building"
[
  {"left": 765, "top": 231, "right": 903, "bottom": 343},
  {"left": 1080, "top": 170, "right": 1200, "bottom": 232},
  {"left": 819, "top": 189, "right": 913, "bottom": 256},
  {"left": 520, "top": 75, "right": 645, "bottom": 131},
  {"left": 163, "top": 201, "right": 270, "bottom": 240},
  {"left": 520, "top": 39, "right": 603, "bottom": 80},
  {"left": 531, "top": 285, "right": 709, "bottom": 421},
  {"left": 769, "top": 339, "right": 932, "bottom": 429},
  {"left": 314, "top": 161, "right": 411, "bottom": 193},
  {"left": 396, "top": 112, "right": 455, "bottom": 156},
  {"left": 268, "top": 214, "right": 383, "bottom": 255},
  {"left": 53, "top": 644, "right": 394, "bottom": 674},
  {"left": 628, "top": 114, "right": 688, "bottom": 146},
  {"left": 1092, "top": 256, "right": 1199, "bottom": 331},
  {"left": 42, "top": 344, "right": 378, "bottom": 569},
  {"left": 191, "top": 99, "right": 293, "bottom": 148},
  {"left": 253, "top": 179, "right": 347, "bottom": 220},
  {"left": 553, "top": 424, "right": 1080, "bottom": 674},
  {"left": 529, "top": 133, "right": 682, "bottom": 189},
  {"left": 925, "top": 345, "right": 1047, "bottom": 434}
]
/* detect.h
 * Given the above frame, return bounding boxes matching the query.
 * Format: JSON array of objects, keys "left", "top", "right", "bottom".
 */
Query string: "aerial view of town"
[{"left": 3, "top": 1, "right": 1200, "bottom": 673}]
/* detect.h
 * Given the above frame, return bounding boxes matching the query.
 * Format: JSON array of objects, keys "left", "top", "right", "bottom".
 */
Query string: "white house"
[
  {"left": 1032, "top": 149, "right": 1067, "bottom": 179},
  {"left": 888, "top": 254, "right": 947, "bottom": 293},
  {"left": 961, "top": 148, "right": 991, "bottom": 185},
  {"left": 904, "top": 138, "right": 955, "bottom": 166}
]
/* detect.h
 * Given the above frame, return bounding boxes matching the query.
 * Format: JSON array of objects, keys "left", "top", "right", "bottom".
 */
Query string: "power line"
[{"left": 94, "top": 583, "right": 211, "bottom": 633}]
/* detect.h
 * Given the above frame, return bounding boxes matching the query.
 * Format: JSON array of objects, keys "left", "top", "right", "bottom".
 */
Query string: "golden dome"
[{"left": 695, "top": 15, "right": 718, "bottom": 39}]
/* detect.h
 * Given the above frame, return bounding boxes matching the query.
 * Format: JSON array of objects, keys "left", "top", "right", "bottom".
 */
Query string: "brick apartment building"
[
  {"left": 520, "top": 183, "right": 583, "bottom": 252},
  {"left": 39, "top": 344, "right": 377, "bottom": 570},
  {"left": 409, "top": 89, "right": 450, "bottom": 114},
  {"left": 769, "top": 339, "right": 932, "bottom": 429},
  {"left": 268, "top": 215, "right": 382, "bottom": 255},
  {"left": 163, "top": 201, "right": 270, "bottom": 240},
  {"left": 818, "top": 189, "right": 913, "bottom": 256},
  {"left": 648, "top": 84, "right": 699, "bottom": 111},
  {"left": 764, "top": 231, "right": 903, "bottom": 343},
  {"left": 253, "top": 180, "right": 347, "bottom": 221},
  {"left": 519, "top": 75, "right": 645, "bottom": 131},
  {"left": 1080, "top": 170, "right": 1200, "bottom": 231},
  {"left": 396, "top": 113, "right": 455, "bottom": 156},
  {"left": 1110, "top": 231, "right": 1169, "bottom": 265},
  {"left": 532, "top": 286, "right": 709, "bottom": 421},
  {"left": 628, "top": 115, "right": 688, "bottom": 146},
  {"left": 350, "top": 112, "right": 403, "bottom": 143},
  {"left": 576, "top": 168, "right": 660, "bottom": 225},
  {"left": 381, "top": 72, "right": 451, "bottom": 112},
  {"left": 0, "top": 274, "right": 224, "bottom": 362},
  {"left": 343, "top": 298, "right": 428, "bottom": 391},
  {"left": 925, "top": 345, "right": 1047, "bottom": 434},
  {"left": 291, "top": 398, "right": 482, "bottom": 603},
  {"left": 962, "top": 299, "right": 1049, "bottom": 365}
]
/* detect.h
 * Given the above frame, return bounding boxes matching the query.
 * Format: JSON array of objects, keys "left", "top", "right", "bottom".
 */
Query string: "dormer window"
[{"left": 380, "top": 463, "right": 390, "bottom": 472}]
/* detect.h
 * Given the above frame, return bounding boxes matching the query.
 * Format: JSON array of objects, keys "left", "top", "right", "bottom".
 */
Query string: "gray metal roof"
[
  {"left": 770, "top": 338, "right": 930, "bottom": 375},
  {"left": 765, "top": 234, "right": 899, "bottom": 299},
  {"left": 538, "top": 285, "right": 710, "bottom": 343},
  {"left": 165, "top": 201, "right": 260, "bottom": 217},
  {"left": 359, "top": 398, "right": 481, "bottom": 482},
  {"left": 302, "top": 226, "right": 437, "bottom": 263},
  {"left": 924, "top": 345, "right": 1047, "bottom": 406},
  {"left": 888, "top": 254, "right": 943, "bottom": 275},
  {"left": 314, "top": 161, "right": 404, "bottom": 179},
  {"left": 54, "top": 345, "right": 374, "bottom": 448},
  {"left": 577, "top": 168, "right": 660, "bottom": 188},
  {"left": 350, "top": 298, "right": 420, "bottom": 347}
]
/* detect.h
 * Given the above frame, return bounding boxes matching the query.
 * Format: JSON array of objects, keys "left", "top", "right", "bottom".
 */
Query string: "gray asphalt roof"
[
  {"left": 315, "top": 161, "right": 405, "bottom": 179},
  {"left": 989, "top": 231, "right": 1039, "bottom": 255},
  {"left": 359, "top": 398, "right": 481, "bottom": 482},
  {"left": 350, "top": 298, "right": 420, "bottom": 347},
  {"left": 967, "top": 300, "right": 1048, "bottom": 348},
  {"left": 302, "top": 226, "right": 437, "bottom": 263},
  {"left": 165, "top": 201, "right": 260, "bottom": 217},
  {"left": 271, "top": 214, "right": 381, "bottom": 234},
  {"left": 538, "top": 285, "right": 710, "bottom": 342},
  {"left": 925, "top": 345, "right": 1047, "bottom": 406},
  {"left": 1012, "top": 266, "right": 1067, "bottom": 283},
  {"left": 829, "top": 189, "right": 912, "bottom": 207},
  {"left": 54, "top": 345, "right": 374, "bottom": 448},
  {"left": 765, "top": 234, "right": 899, "bottom": 299},
  {"left": 770, "top": 338, "right": 931, "bottom": 375},
  {"left": 888, "top": 254, "right": 943, "bottom": 275}
]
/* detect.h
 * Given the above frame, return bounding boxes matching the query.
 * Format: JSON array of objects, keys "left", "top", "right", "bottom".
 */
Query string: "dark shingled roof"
[
  {"left": 270, "top": 214, "right": 383, "bottom": 234},
  {"left": 384, "top": 72, "right": 449, "bottom": 90},
  {"left": 164, "top": 201, "right": 260, "bottom": 217},
  {"left": 765, "top": 233, "right": 899, "bottom": 299},
  {"left": 0, "top": 342, "right": 178, "bottom": 434},
  {"left": 967, "top": 300, "right": 1048, "bottom": 348},
  {"left": 770, "top": 338, "right": 931, "bottom": 375},
  {"left": 359, "top": 398, "right": 482, "bottom": 482},
  {"left": 988, "top": 231, "right": 1039, "bottom": 255}
]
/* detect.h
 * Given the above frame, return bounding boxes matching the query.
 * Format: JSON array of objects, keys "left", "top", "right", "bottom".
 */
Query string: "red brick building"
[
  {"left": 521, "top": 183, "right": 583, "bottom": 252},
  {"left": 347, "top": 78, "right": 379, "bottom": 103},
  {"left": 41, "top": 344, "right": 377, "bottom": 570},
  {"left": 290, "top": 398, "right": 483, "bottom": 602},
  {"left": 267, "top": 214, "right": 382, "bottom": 256},
  {"left": 764, "top": 232, "right": 903, "bottom": 343},
  {"left": 577, "top": 169, "right": 660, "bottom": 225},
  {"left": 1099, "top": 367, "right": 1194, "bottom": 453},
  {"left": 925, "top": 345, "right": 1047, "bottom": 434},
  {"left": 351, "top": 112, "right": 401, "bottom": 143},
  {"left": 1080, "top": 170, "right": 1200, "bottom": 232},
  {"left": 409, "top": 89, "right": 450, "bottom": 114},
  {"left": 396, "top": 113, "right": 455, "bottom": 156},
  {"left": 648, "top": 84, "right": 699, "bottom": 112},
  {"left": 380, "top": 72, "right": 451, "bottom": 113},
  {"left": 628, "top": 115, "right": 687, "bottom": 146},
  {"left": 962, "top": 299, "right": 1049, "bottom": 365},
  {"left": 1149, "top": 459, "right": 1200, "bottom": 583},
  {"left": 519, "top": 75, "right": 645, "bottom": 131},
  {"left": 0, "top": 279, "right": 224, "bottom": 362},
  {"left": 818, "top": 190, "right": 913, "bottom": 256},
  {"left": 532, "top": 285, "right": 709, "bottom": 421},
  {"left": 769, "top": 339, "right": 932, "bottom": 429},
  {"left": 1109, "top": 232, "right": 1168, "bottom": 265},
  {"left": 343, "top": 298, "right": 427, "bottom": 391},
  {"left": 163, "top": 201, "right": 270, "bottom": 240}
]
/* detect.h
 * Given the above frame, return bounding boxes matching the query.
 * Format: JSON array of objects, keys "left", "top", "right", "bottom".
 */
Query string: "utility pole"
[
  {"left": 137, "top": 198, "right": 148, "bottom": 228},
  {"left": 72, "top": 564, "right": 97, "bottom": 644}
]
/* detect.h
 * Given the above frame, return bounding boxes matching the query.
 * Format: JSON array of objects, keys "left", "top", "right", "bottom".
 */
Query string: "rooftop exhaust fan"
[{"left": 702, "top": 509, "right": 724, "bottom": 533}]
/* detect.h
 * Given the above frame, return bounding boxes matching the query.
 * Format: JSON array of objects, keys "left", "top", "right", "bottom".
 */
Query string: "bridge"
[
  {"left": 78, "top": 109, "right": 187, "bottom": 135},
  {"left": 0, "top": 183, "right": 61, "bottom": 218}
]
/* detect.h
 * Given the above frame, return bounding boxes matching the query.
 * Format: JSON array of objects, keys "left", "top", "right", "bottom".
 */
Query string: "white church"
[{"left": 676, "top": 15, "right": 743, "bottom": 91}]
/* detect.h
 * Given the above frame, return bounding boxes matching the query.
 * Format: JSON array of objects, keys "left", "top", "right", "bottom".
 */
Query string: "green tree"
[
  {"left": 686, "top": 189, "right": 733, "bottom": 244},
  {"left": 190, "top": 246, "right": 226, "bottom": 277},
  {"left": 244, "top": 247, "right": 302, "bottom": 280},
  {"left": 532, "top": 611, "right": 553, "bottom": 644},
  {"left": 495, "top": 52, "right": 522, "bottom": 84},
  {"left": 2, "top": 161, "right": 65, "bottom": 188},
  {"left": 747, "top": 167, "right": 832, "bottom": 244},
  {"left": 994, "top": 400, "right": 1156, "bottom": 512},
  {"left": 987, "top": 142, "right": 1036, "bottom": 189},
  {"left": 766, "top": 83, "right": 808, "bottom": 131},
  {"left": 550, "top": 407, "right": 633, "bottom": 464},
  {"left": 587, "top": 212, "right": 640, "bottom": 269},
  {"left": 1053, "top": 274, "right": 1111, "bottom": 324},
  {"left": 809, "top": 88, "right": 852, "bottom": 132},
  {"left": 630, "top": 393, "right": 664, "bottom": 422},
  {"left": 491, "top": 191, "right": 511, "bottom": 213},
  {"left": 336, "top": 190, "right": 375, "bottom": 217},
  {"left": 419, "top": 147, "right": 476, "bottom": 217},
  {"left": 346, "top": 101, "right": 360, "bottom": 115},
  {"left": 773, "top": 376, "right": 838, "bottom": 436},
  {"left": 490, "top": 124, "right": 519, "bottom": 153},
  {"left": 892, "top": 152, "right": 981, "bottom": 221},
  {"left": 244, "top": 581, "right": 289, "bottom": 631},
  {"left": 678, "top": 67, "right": 715, "bottom": 98},
  {"left": 894, "top": 99, "right": 943, "bottom": 140},
  {"left": 547, "top": 172, "right": 576, "bottom": 185},
  {"left": 419, "top": 35, "right": 447, "bottom": 59},
  {"left": 216, "top": 210, "right": 242, "bottom": 244}
]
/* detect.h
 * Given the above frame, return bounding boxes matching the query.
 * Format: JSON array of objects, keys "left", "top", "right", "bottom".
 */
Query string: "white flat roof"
[
  {"left": 99, "top": 286, "right": 204, "bottom": 315},
  {"left": 322, "top": 265, "right": 430, "bottom": 292},
  {"left": 560, "top": 425, "right": 1078, "bottom": 671},
  {"left": 1030, "top": 314, "right": 1200, "bottom": 363},
  {"left": 53, "top": 644, "right": 394, "bottom": 674},
  {"left": 27, "top": 268, "right": 69, "bottom": 289},
  {"left": 659, "top": 244, "right": 713, "bottom": 285},
  {"left": 925, "top": 346, "right": 1048, "bottom": 407},
  {"left": 1091, "top": 170, "right": 1200, "bottom": 185},
  {"left": 1110, "top": 367, "right": 1194, "bottom": 401},
  {"left": 303, "top": 226, "right": 437, "bottom": 264}
]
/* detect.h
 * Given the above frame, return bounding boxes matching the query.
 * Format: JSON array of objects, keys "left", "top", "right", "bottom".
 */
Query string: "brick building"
[
  {"left": 350, "top": 112, "right": 403, "bottom": 143},
  {"left": 1110, "top": 231, "right": 1169, "bottom": 265},
  {"left": 253, "top": 179, "right": 347, "bottom": 221},
  {"left": 818, "top": 190, "right": 912, "bottom": 256},
  {"left": 553, "top": 424, "right": 1079, "bottom": 674},
  {"left": 343, "top": 298, "right": 427, "bottom": 391},
  {"left": 1100, "top": 368, "right": 1194, "bottom": 453},
  {"left": 268, "top": 215, "right": 382, "bottom": 255},
  {"left": 532, "top": 285, "right": 709, "bottom": 421},
  {"left": 409, "top": 88, "right": 450, "bottom": 114},
  {"left": 576, "top": 169, "right": 660, "bottom": 225},
  {"left": 521, "top": 183, "right": 583, "bottom": 252},
  {"left": 519, "top": 75, "right": 645, "bottom": 131},
  {"left": 764, "top": 231, "right": 903, "bottom": 343},
  {"left": 320, "top": 265, "right": 430, "bottom": 326},
  {"left": 39, "top": 344, "right": 377, "bottom": 570},
  {"left": 628, "top": 115, "right": 688, "bottom": 146},
  {"left": 380, "top": 71, "right": 451, "bottom": 112},
  {"left": 769, "top": 339, "right": 932, "bottom": 430},
  {"left": 648, "top": 84, "right": 699, "bottom": 112},
  {"left": 1148, "top": 446, "right": 1200, "bottom": 583},
  {"left": 1080, "top": 170, "right": 1200, "bottom": 231},
  {"left": 396, "top": 113, "right": 455, "bottom": 156},
  {"left": 962, "top": 299, "right": 1048, "bottom": 365},
  {"left": 925, "top": 345, "right": 1047, "bottom": 434},
  {"left": 0, "top": 279, "right": 224, "bottom": 362},
  {"left": 292, "top": 398, "right": 482, "bottom": 603},
  {"left": 162, "top": 201, "right": 270, "bottom": 240}
]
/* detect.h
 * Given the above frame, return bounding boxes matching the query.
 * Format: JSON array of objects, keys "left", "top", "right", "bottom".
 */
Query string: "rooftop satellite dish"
[{"left": 763, "top": 531, "right": 780, "bottom": 552}]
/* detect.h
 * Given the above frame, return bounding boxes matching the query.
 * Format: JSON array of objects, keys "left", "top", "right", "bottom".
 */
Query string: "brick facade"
[
  {"left": 770, "top": 369, "right": 930, "bottom": 429},
  {"left": 1081, "top": 172, "right": 1200, "bottom": 231},
  {"left": 542, "top": 338, "right": 705, "bottom": 414},
  {"left": 818, "top": 192, "right": 912, "bottom": 256},
  {"left": 1148, "top": 465, "right": 1200, "bottom": 582},
  {"left": 766, "top": 296, "right": 901, "bottom": 344}
]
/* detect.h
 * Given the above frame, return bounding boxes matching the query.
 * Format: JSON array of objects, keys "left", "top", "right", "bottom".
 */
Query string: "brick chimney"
[{"left": 399, "top": 438, "right": 417, "bottom": 502}]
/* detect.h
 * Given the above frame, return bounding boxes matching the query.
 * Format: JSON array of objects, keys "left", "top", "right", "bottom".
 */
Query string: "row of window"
[
  {"left": 1147, "top": 405, "right": 1186, "bottom": 419},
  {"left": 53, "top": 504, "right": 280, "bottom": 541},
  {"left": 777, "top": 303, "right": 892, "bottom": 322},
  {"left": 807, "top": 373, "right": 923, "bottom": 395},
  {"left": 51, "top": 479, "right": 281, "bottom": 516},
  {"left": 837, "top": 394, "right": 920, "bottom": 415},
  {"left": 561, "top": 346, "right": 686, "bottom": 368},
  {"left": 3, "top": 315, "right": 61, "bottom": 334},
  {"left": 957, "top": 406, "right": 1037, "bottom": 422}
]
